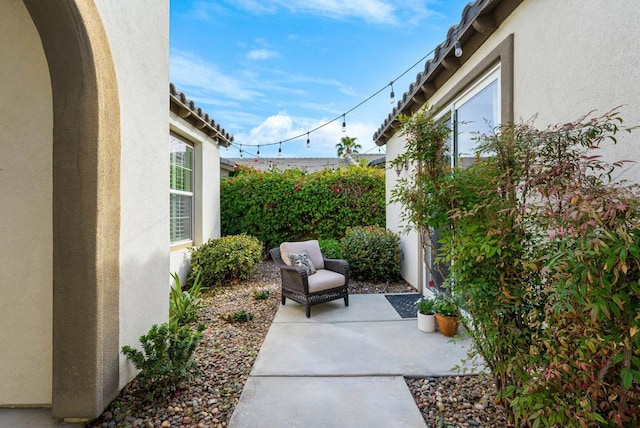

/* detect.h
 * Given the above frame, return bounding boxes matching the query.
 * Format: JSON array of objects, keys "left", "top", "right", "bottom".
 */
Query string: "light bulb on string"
[
  {"left": 454, "top": 41, "right": 463, "bottom": 58},
  {"left": 256, "top": 145, "right": 260, "bottom": 157},
  {"left": 278, "top": 142, "right": 282, "bottom": 157},
  {"left": 341, "top": 114, "right": 346, "bottom": 132},
  {"left": 306, "top": 133, "right": 310, "bottom": 148},
  {"left": 389, "top": 82, "right": 395, "bottom": 104},
  {"left": 240, "top": 144, "right": 243, "bottom": 158}
]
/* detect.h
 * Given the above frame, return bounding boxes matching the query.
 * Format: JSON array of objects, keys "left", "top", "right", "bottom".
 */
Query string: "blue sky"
[{"left": 170, "top": 0, "right": 471, "bottom": 158}]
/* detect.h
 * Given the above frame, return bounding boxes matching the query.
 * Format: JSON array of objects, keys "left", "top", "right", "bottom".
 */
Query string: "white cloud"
[
  {"left": 247, "top": 48, "right": 280, "bottom": 60},
  {"left": 170, "top": 50, "right": 260, "bottom": 100},
  {"left": 231, "top": 112, "right": 380, "bottom": 158},
  {"left": 222, "top": 0, "right": 439, "bottom": 25}
]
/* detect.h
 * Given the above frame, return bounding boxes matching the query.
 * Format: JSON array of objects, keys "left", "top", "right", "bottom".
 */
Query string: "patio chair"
[{"left": 270, "top": 240, "right": 349, "bottom": 318}]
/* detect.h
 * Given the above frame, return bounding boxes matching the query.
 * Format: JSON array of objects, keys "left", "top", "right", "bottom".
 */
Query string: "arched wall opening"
[{"left": 23, "top": 0, "right": 121, "bottom": 419}]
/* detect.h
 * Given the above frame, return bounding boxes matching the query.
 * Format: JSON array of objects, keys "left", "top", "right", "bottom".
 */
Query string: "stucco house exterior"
[
  {"left": 169, "top": 84, "right": 233, "bottom": 282},
  {"left": 0, "top": 0, "right": 169, "bottom": 422},
  {"left": 375, "top": 0, "right": 640, "bottom": 292}
]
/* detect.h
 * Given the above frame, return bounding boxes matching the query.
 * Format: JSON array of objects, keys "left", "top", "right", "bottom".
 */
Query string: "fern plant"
[{"left": 121, "top": 322, "right": 205, "bottom": 397}]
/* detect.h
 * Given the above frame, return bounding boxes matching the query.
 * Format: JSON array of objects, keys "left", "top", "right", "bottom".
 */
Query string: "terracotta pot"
[
  {"left": 417, "top": 312, "right": 436, "bottom": 332},
  {"left": 435, "top": 314, "right": 459, "bottom": 337}
]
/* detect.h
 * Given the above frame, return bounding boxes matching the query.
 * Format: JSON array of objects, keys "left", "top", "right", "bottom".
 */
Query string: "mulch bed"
[{"left": 87, "top": 261, "right": 504, "bottom": 428}]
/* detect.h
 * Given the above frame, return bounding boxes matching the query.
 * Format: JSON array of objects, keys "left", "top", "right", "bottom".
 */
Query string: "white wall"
[
  {"left": 93, "top": 0, "right": 171, "bottom": 388},
  {"left": 385, "top": 133, "right": 421, "bottom": 289},
  {"left": 169, "top": 114, "right": 224, "bottom": 284},
  {"left": 0, "top": 0, "right": 53, "bottom": 406},
  {"left": 385, "top": 0, "right": 640, "bottom": 288}
]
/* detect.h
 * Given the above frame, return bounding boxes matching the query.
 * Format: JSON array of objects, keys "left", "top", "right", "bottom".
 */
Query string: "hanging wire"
[{"left": 231, "top": 20, "right": 464, "bottom": 157}]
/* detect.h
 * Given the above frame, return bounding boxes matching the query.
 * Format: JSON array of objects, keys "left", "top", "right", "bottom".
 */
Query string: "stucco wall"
[
  {"left": 93, "top": 0, "right": 170, "bottom": 388},
  {"left": 0, "top": 0, "right": 53, "bottom": 406},
  {"left": 385, "top": 133, "right": 421, "bottom": 289},
  {"left": 385, "top": 0, "right": 640, "bottom": 290}
]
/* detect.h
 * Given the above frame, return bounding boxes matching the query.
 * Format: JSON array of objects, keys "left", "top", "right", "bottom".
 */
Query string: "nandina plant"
[
  {"left": 394, "top": 107, "right": 639, "bottom": 426},
  {"left": 509, "top": 111, "right": 640, "bottom": 427}
]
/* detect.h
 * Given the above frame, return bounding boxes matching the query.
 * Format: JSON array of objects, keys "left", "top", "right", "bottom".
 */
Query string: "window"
[
  {"left": 429, "top": 66, "right": 501, "bottom": 288},
  {"left": 439, "top": 65, "right": 500, "bottom": 168},
  {"left": 170, "top": 135, "right": 194, "bottom": 244}
]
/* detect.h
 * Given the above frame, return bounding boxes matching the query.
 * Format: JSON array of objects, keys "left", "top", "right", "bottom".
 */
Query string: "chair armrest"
[
  {"left": 323, "top": 258, "right": 349, "bottom": 277},
  {"left": 270, "top": 247, "right": 309, "bottom": 293}
]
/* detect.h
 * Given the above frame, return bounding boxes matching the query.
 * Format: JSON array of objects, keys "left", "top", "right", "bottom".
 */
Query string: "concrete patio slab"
[
  {"left": 251, "top": 318, "right": 473, "bottom": 377},
  {"left": 229, "top": 293, "right": 481, "bottom": 428},
  {"left": 228, "top": 376, "right": 427, "bottom": 428},
  {"left": 273, "top": 293, "right": 403, "bottom": 323}
]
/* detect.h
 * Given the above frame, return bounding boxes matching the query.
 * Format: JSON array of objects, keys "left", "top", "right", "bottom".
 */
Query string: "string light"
[
  {"left": 256, "top": 145, "right": 260, "bottom": 156},
  {"left": 306, "top": 133, "right": 310, "bottom": 148},
  {"left": 230, "top": 19, "right": 477, "bottom": 155},
  {"left": 278, "top": 142, "right": 282, "bottom": 156},
  {"left": 454, "top": 40, "right": 463, "bottom": 58}
]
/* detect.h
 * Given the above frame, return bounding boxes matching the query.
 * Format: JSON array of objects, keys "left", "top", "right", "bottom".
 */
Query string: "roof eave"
[
  {"left": 169, "top": 83, "right": 234, "bottom": 147},
  {"left": 374, "top": 0, "right": 523, "bottom": 146}
]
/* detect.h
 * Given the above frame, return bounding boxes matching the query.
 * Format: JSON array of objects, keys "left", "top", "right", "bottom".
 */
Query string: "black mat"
[{"left": 384, "top": 293, "right": 422, "bottom": 318}]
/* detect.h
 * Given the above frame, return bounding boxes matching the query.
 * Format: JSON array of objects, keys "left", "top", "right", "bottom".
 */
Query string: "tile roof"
[
  {"left": 373, "top": 0, "right": 522, "bottom": 146},
  {"left": 170, "top": 83, "right": 234, "bottom": 146}
]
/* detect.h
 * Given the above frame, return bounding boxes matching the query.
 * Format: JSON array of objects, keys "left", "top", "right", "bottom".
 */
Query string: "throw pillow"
[{"left": 288, "top": 250, "right": 317, "bottom": 275}]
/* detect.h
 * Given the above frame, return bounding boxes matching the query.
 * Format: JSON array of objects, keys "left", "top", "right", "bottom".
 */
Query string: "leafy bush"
[
  {"left": 121, "top": 322, "right": 205, "bottom": 397},
  {"left": 253, "top": 290, "right": 270, "bottom": 300},
  {"left": 221, "top": 166, "right": 385, "bottom": 250},
  {"left": 170, "top": 271, "right": 205, "bottom": 325},
  {"left": 398, "top": 109, "right": 640, "bottom": 426},
  {"left": 319, "top": 239, "right": 343, "bottom": 259},
  {"left": 341, "top": 226, "right": 400, "bottom": 282},
  {"left": 221, "top": 310, "right": 254, "bottom": 323},
  {"left": 416, "top": 297, "right": 435, "bottom": 315},
  {"left": 187, "top": 234, "right": 262, "bottom": 287},
  {"left": 432, "top": 293, "right": 459, "bottom": 318}
]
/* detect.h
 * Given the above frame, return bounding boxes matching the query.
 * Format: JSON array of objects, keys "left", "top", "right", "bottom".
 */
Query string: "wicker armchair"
[{"left": 270, "top": 240, "right": 349, "bottom": 318}]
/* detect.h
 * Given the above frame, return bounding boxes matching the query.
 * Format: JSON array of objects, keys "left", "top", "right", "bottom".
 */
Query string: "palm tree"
[{"left": 336, "top": 136, "right": 362, "bottom": 158}]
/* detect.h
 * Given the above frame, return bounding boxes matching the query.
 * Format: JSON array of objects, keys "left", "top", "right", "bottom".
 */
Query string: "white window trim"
[
  {"left": 170, "top": 134, "right": 195, "bottom": 247},
  {"left": 436, "top": 64, "right": 501, "bottom": 167}
]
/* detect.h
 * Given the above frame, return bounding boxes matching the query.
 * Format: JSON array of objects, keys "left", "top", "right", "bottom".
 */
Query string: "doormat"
[{"left": 384, "top": 293, "right": 422, "bottom": 318}]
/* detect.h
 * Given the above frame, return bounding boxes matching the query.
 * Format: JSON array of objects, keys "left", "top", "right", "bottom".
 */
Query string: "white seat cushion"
[
  {"left": 308, "top": 269, "right": 345, "bottom": 293},
  {"left": 280, "top": 240, "right": 325, "bottom": 269}
]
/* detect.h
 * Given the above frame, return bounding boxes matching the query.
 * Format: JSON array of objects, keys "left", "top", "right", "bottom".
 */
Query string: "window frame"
[
  {"left": 436, "top": 64, "right": 501, "bottom": 167},
  {"left": 421, "top": 34, "right": 514, "bottom": 291},
  {"left": 170, "top": 133, "right": 195, "bottom": 246}
]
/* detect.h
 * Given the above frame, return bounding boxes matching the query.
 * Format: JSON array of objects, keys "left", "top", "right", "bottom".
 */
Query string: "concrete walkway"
[{"left": 229, "top": 294, "right": 477, "bottom": 428}]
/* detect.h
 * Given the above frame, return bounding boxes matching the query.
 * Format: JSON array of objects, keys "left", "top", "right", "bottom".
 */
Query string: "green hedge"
[
  {"left": 341, "top": 226, "right": 400, "bottom": 282},
  {"left": 221, "top": 166, "right": 385, "bottom": 250},
  {"left": 187, "top": 234, "right": 262, "bottom": 287}
]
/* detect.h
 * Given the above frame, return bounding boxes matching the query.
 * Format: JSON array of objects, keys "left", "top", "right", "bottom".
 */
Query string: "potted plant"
[
  {"left": 415, "top": 297, "right": 436, "bottom": 332},
  {"left": 433, "top": 294, "right": 459, "bottom": 337}
]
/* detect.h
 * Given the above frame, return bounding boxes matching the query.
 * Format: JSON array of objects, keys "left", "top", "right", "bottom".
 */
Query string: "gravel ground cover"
[{"left": 88, "top": 261, "right": 503, "bottom": 427}]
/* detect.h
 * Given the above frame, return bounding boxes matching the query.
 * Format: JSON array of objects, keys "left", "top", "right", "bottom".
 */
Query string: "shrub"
[
  {"left": 170, "top": 271, "right": 205, "bottom": 325},
  {"left": 121, "top": 322, "right": 205, "bottom": 397},
  {"left": 221, "top": 310, "right": 254, "bottom": 323},
  {"left": 221, "top": 166, "right": 385, "bottom": 250},
  {"left": 187, "top": 234, "right": 262, "bottom": 287},
  {"left": 318, "top": 239, "right": 343, "bottom": 259},
  {"left": 341, "top": 226, "right": 400, "bottom": 282},
  {"left": 412, "top": 109, "right": 640, "bottom": 426},
  {"left": 253, "top": 290, "right": 270, "bottom": 300}
]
